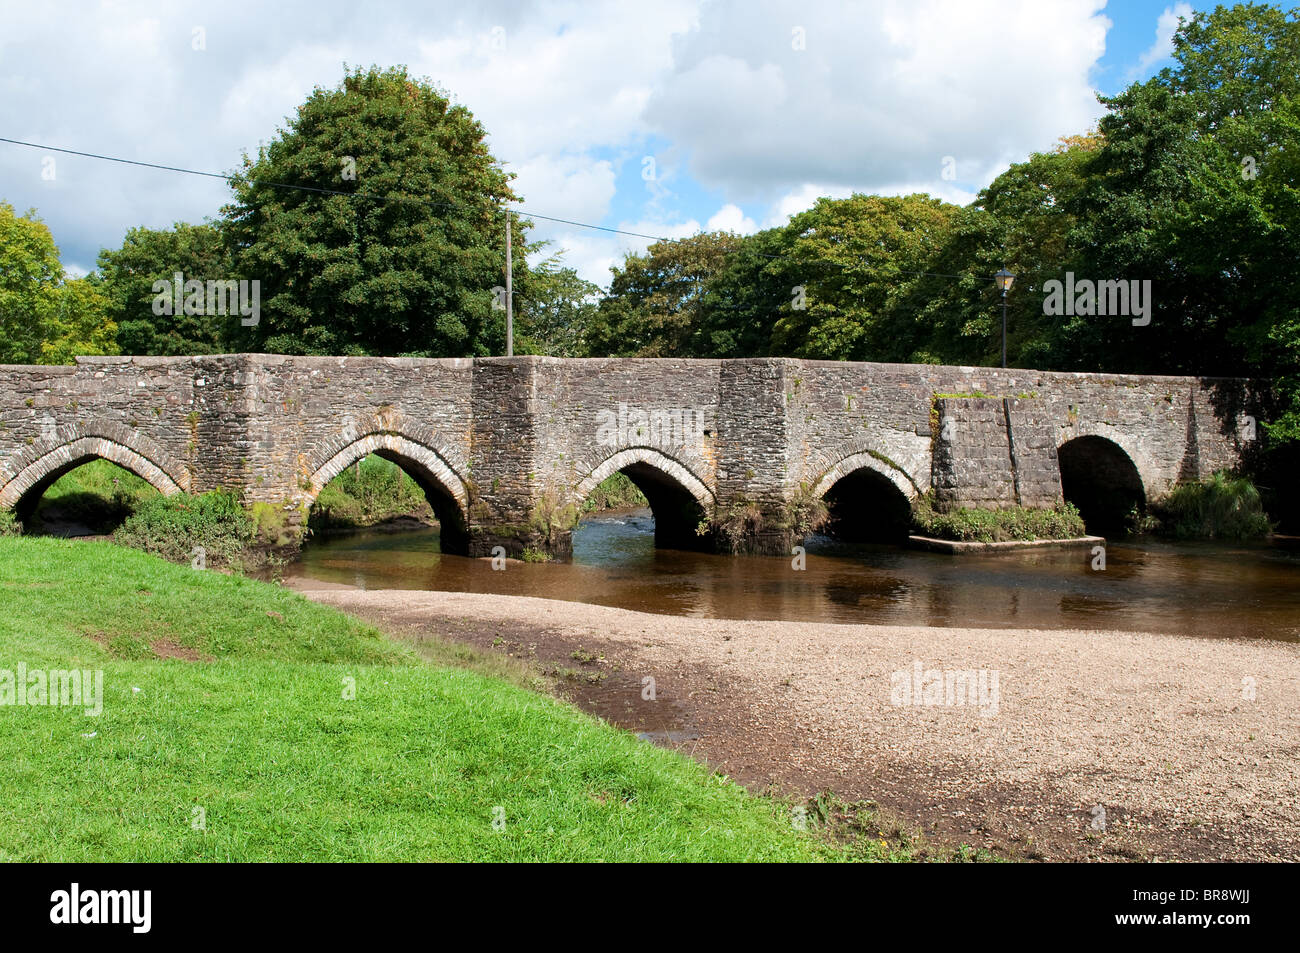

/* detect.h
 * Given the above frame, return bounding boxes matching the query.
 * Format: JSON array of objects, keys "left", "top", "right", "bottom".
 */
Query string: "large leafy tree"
[
  {"left": 222, "top": 65, "right": 522, "bottom": 356},
  {"left": 0, "top": 202, "right": 60, "bottom": 363},
  {"left": 39, "top": 276, "right": 116, "bottom": 364},
  {"left": 1065, "top": 3, "right": 1300, "bottom": 389},
  {"left": 0, "top": 202, "right": 116, "bottom": 364},
  {"left": 515, "top": 257, "right": 600, "bottom": 357},
  {"left": 766, "top": 193, "right": 959, "bottom": 361},
  {"left": 586, "top": 232, "right": 743, "bottom": 357},
  {"left": 96, "top": 221, "right": 235, "bottom": 355},
  {"left": 898, "top": 131, "right": 1103, "bottom": 367},
  {"left": 690, "top": 226, "right": 796, "bottom": 358}
]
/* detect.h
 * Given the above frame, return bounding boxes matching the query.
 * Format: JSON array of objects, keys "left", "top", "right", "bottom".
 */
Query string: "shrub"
[
  {"left": 912, "top": 495, "right": 1087, "bottom": 543},
  {"left": 580, "top": 472, "right": 648, "bottom": 514},
  {"left": 0, "top": 510, "right": 21, "bottom": 536},
  {"left": 113, "top": 489, "right": 257, "bottom": 568},
  {"left": 1150, "top": 472, "right": 1273, "bottom": 540}
]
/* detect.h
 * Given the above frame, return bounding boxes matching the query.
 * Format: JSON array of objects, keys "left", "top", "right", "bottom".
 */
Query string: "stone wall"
[{"left": 0, "top": 354, "right": 1261, "bottom": 554}]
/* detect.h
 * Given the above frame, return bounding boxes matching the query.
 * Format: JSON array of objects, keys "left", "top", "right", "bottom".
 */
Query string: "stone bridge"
[{"left": 0, "top": 354, "right": 1260, "bottom": 556}]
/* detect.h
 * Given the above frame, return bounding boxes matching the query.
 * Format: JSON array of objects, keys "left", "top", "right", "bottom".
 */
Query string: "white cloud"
[
  {"left": 644, "top": 0, "right": 1110, "bottom": 202},
  {"left": 1134, "top": 3, "right": 1194, "bottom": 75},
  {"left": 0, "top": 0, "right": 1119, "bottom": 298},
  {"left": 760, "top": 183, "right": 853, "bottom": 228},
  {"left": 513, "top": 155, "right": 617, "bottom": 231},
  {"left": 705, "top": 203, "right": 757, "bottom": 235}
]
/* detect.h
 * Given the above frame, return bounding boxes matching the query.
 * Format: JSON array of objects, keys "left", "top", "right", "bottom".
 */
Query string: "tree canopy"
[
  {"left": 222, "top": 65, "right": 523, "bottom": 357},
  {"left": 0, "top": 202, "right": 116, "bottom": 365}
]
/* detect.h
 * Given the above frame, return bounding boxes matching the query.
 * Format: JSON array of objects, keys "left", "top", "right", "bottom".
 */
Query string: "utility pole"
[{"left": 505, "top": 209, "right": 514, "bottom": 357}]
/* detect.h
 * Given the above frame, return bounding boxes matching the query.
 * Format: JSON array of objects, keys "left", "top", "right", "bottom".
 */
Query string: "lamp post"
[{"left": 994, "top": 268, "right": 1016, "bottom": 368}]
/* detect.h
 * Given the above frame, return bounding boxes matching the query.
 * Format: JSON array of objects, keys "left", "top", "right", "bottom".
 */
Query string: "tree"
[
  {"left": 515, "top": 257, "right": 600, "bottom": 357},
  {"left": 691, "top": 226, "right": 796, "bottom": 358},
  {"left": 222, "top": 65, "right": 522, "bottom": 357},
  {"left": 0, "top": 202, "right": 117, "bottom": 364},
  {"left": 586, "top": 232, "right": 743, "bottom": 357},
  {"left": 767, "top": 193, "right": 959, "bottom": 361},
  {"left": 0, "top": 202, "right": 61, "bottom": 363},
  {"left": 96, "top": 221, "right": 236, "bottom": 355},
  {"left": 899, "top": 131, "right": 1103, "bottom": 368},
  {"left": 1065, "top": 3, "right": 1300, "bottom": 388},
  {"left": 39, "top": 276, "right": 116, "bottom": 364}
]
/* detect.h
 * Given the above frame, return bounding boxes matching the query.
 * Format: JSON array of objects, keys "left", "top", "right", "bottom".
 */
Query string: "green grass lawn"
[{"left": 0, "top": 536, "right": 840, "bottom": 862}]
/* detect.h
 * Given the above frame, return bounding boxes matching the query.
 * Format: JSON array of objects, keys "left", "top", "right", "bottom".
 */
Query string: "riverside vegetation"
[{"left": 911, "top": 496, "right": 1088, "bottom": 544}]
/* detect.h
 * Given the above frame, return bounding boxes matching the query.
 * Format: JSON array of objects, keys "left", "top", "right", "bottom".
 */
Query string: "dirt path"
[{"left": 293, "top": 582, "right": 1300, "bottom": 861}]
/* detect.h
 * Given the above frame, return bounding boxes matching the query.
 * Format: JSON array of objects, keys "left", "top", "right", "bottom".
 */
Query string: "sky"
[{"left": 0, "top": 0, "right": 1200, "bottom": 287}]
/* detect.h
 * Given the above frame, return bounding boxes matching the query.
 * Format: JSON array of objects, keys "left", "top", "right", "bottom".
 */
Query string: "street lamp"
[{"left": 994, "top": 268, "right": 1016, "bottom": 368}]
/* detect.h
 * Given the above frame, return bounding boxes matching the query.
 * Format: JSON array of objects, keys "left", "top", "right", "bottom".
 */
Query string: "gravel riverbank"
[{"left": 294, "top": 582, "right": 1300, "bottom": 861}]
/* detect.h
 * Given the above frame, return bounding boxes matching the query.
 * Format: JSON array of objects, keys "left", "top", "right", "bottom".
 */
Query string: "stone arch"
[
  {"left": 300, "top": 431, "right": 471, "bottom": 554},
  {"left": 574, "top": 446, "right": 715, "bottom": 551},
  {"left": 0, "top": 424, "right": 190, "bottom": 517},
  {"left": 810, "top": 450, "right": 917, "bottom": 544},
  {"left": 1058, "top": 422, "right": 1164, "bottom": 500},
  {"left": 574, "top": 446, "right": 715, "bottom": 512},
  {"left": 1057, "top": 434, "right": 1146, "bottom": 533},
  {"left": 811, "top": 450, "right": 920, "bottom": 503}
]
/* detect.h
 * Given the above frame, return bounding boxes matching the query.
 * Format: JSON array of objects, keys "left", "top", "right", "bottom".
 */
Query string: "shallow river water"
[{"left": 283, "top": 509, "right": 1300, "bottom": 643}]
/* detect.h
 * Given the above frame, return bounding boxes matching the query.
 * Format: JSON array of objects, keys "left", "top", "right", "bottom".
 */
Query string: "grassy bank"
[
  {"left": 580, "top": 472, "right": 648, "bottom": 515},
  {"left": 0, "top": 537, "right": 843, "bottom": 862},
  {"left": 309, "top": 455, "right": 433, "bottom": 532},
  {"left": 911, "top": 495, "right": 1087, "bottom": 543}
]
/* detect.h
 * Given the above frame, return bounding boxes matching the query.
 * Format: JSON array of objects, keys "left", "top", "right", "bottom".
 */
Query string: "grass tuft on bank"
[
  {"left": 0, "top": 536, "right": 836, "bottom": 862},
  {"left": 309, "top": 455, "right": 433, "bottom": 532},
  {"left": 911, "top": 495, "right": 1087, "bottom": 543},
  {"left": 1148, "top": 471, "right": 1273, "bottom": 540}
]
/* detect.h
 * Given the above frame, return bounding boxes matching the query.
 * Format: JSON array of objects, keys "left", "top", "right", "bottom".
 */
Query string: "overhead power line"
[
  {"left": 0, "top": 135, "right": 1028, "bottom": 285},
  {"left": 0, "top": 136, "right": 668, "bottom": 240}
]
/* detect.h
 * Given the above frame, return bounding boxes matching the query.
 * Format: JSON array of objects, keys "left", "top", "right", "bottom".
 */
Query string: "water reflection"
[{"left": 284, "top": 508, "right": 1300, "bottom": 642}]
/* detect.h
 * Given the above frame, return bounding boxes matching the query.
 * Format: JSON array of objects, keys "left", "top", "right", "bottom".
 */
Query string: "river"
[{"left": 283, "top": 508, "right": 1300, "bottom": 643}]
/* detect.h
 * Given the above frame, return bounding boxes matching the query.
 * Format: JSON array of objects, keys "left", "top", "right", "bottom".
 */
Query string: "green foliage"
[
  {"left": 579, "top": 472, "right": 648, "bottom": 514},
  {"left": 912, "top": 496, "right": 1087, "bottom": 543},
  {"left": 113, "top": 489, "right": 257, "bottom": 568},
  {"left": 0, "top": 201, "right": 60, "bottom": 363},
  {"left": 309, "top": 454, "right": 432, "bottom": 531},
  {"left": 594, "top": 196, "right": 960, "bottom": 362},
  {"left": 712, "top": 500, "right": 766, "bottom": 553},
  {"left": 516, "top": 257, "right": 601, "bottom": 357},
  {"left": 906, "top": 132, "right": 1103, "bottom": 368},
  {"left": 95, "top": 221, "right": 237, "bottom": 355},
  {"left": 222, "top": 65, "right": 521, "bottom": 357},
  {"left": 0, "top": 202, "right": 118, "bottom": 364},
  {"left": 767, "top": 193, "right": 959, "bottom": 361},
  {"left": 1150, "top": 471, "right": 1273, "bottom": 539},
  {"left": 587, "top": 231, "right": 743, "bottom": 356},
  {"left": 1064, "top": 5, "right": 1300, "bottom": 400},
  {"left": 0, "top": 510, "right": 21, "bottom": 536}
]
